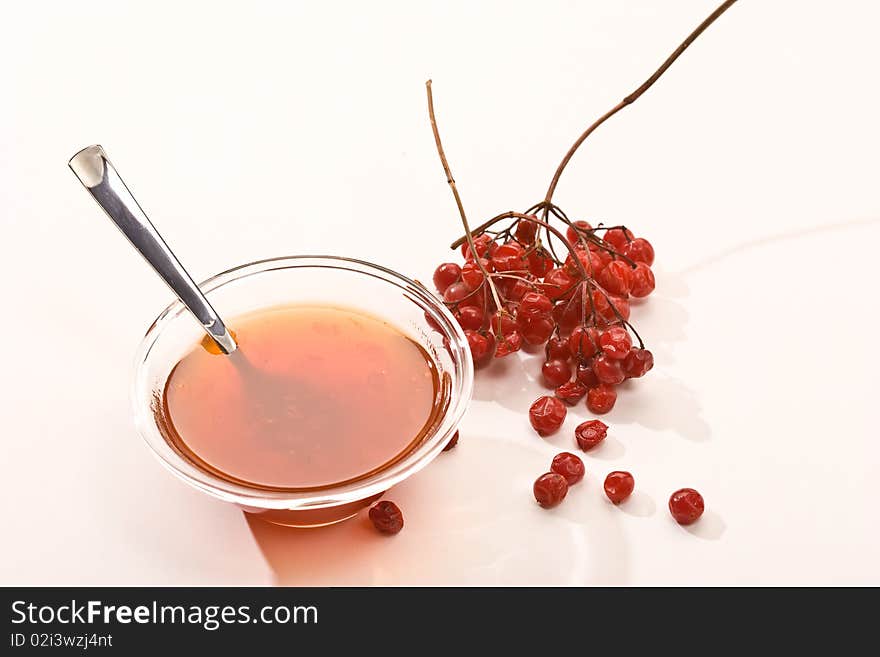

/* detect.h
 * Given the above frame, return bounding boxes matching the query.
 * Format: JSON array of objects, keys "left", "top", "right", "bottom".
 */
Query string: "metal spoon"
[{"left": 68, "top": 145, "right": 238, "bottom": 354}]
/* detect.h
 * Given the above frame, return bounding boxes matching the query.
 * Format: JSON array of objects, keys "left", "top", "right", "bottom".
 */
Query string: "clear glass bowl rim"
[{"left": 132, "top": 255, "right": 474, "bottom": 510}]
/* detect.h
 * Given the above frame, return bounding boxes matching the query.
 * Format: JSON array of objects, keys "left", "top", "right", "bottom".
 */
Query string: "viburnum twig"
[
  {"left": 426, "top": 80, "right": 504, "bottom": 315},
  {"left": 425, "top": 1, "right": 733, "bottom": 408},
  {"left": 542, "top": 0, "right": 739, "bottom": 215}
]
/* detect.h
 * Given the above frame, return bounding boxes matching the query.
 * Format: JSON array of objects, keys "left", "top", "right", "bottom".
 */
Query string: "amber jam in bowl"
[{"left": 133, "top": 256, "right": 474, "bottom": 527}]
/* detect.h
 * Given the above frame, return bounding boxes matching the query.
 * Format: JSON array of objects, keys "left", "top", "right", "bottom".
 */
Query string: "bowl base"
[
  {"left": 239, "top": 492, "right": 384, "bottom": 528},
  {"left": 246, "top": 511, "right": 359, "bottom": 528}
]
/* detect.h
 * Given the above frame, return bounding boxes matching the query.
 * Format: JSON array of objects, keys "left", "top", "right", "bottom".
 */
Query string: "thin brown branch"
[
  {"left": 451, "top": 211, "right": 590, "bottom": 281},
  {"left": 543, "top": 0, "right": 738, "bottom": 207},
  {"left": 450, "top": 206, "right": 635, "bottom": 268},
  {"left": 449, "top": 210, "right": 529, "bottom": 251},
  {"left": 425, "top": 80, "right": 503, "bottom": 314}
]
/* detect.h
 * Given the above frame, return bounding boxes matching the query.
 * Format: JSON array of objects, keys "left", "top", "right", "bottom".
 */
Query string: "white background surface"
[{"left": 2, "top": 0, "right": 879, "bottom": 585}]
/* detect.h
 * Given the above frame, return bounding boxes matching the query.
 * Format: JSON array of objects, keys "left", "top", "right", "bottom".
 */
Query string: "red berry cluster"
[
  {"left": 423, "top": 0, "right": 739, "bottom": 538},
  {"left": 433, "top": 215, "right": 654, "bottom": 415}
]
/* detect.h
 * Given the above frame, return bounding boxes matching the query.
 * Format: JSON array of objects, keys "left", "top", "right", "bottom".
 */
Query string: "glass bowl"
[{"left": 133, "top": 256, "right": 473, "bottom": 527}]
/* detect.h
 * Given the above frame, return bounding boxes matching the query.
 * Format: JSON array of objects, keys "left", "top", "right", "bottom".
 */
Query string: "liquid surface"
[{"left": 160, "top": 305, "right": 441, "bottom": 489}]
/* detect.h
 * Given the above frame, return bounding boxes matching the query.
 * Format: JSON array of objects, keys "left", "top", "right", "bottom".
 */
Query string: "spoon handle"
[{"left": 69, "top": 145, "right": 238, "bottom": 354}]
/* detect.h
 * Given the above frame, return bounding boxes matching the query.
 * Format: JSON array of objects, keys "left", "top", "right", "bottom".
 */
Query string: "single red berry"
[
  {"left": 456, "top": 305, "right": 484, "bottom": 331},
  {"left": 515, "top": 217, "right": 539, "bottom": 243},
  {"left": 564, "top": 248, "right": 604, "bottom": 277},
  {"left": 529, "top": 396, "right": 567, "bottom": 436},
  {"left": 495, "top": 330, "right": 522, "bottom": 357},
  {"left": 497, "top": 278, "right": 515, "bottom": 297},
  {"left": 496, "top": 241, "right": 525, "bottom": 257},
  {"left": 586, "top": 384, "right": 617, "bottom": 414},
  {"left": 491, "top": 312, "right": 518, "bottom": 336},
  {"left": 519, "top": 292, "right": 553, "bottom": 319},
  {"left": 598, "top": 260, "right": 633, "bottom": 297},
  {"left": 461, "top": 233, "right": 496, "bottom": 260},
  {"left": 593, "top": 354, "right": 626, "bottom": 385},
  {"left": 629, "top": 263, "right": 655, "bottom": 298},
  {"left": 553, "top": 297, "right": 583, "bottom": 334},
  {"left": 519, "top": 316, "right": 554, "bottom": 346},
  {"left": 669, "top": 488, "right": 705, "bottom": 525},
  {"left": 575, "top": 419, "right": 608, "bottom": 451},
  {"left": 551, "top": 452, "right": 585, "bottom": 485},
  {"left": 575, "top": 361, "right": 600, "bottom": 388},
  {"left": 528, "top": 251, "right": 554, "bottom": 277},
  {"left": 443, "top": 281, "right": 472, "bottom": 305},
  {"left": 459, "top": 285, "right": 489, "bottom": 310},
  {"left": 491, "top": 242, "right": 527, "bottom": 272},
  {"left": 555, "top": 380, "right": 587, "bottom": 405},
  {"left": 542, "top": 359, "right": 572, "bottom": 388},
  {"left": 622, "top": 348, "right": 654, "bottom": 378},
  {"left": 506, "top": 278, "right": 532, "bottom": 302},
  {"left": 562, "top": 250, "right": 583, "bottom": 276},
  {"left": 543, "top": 268, "right": 576, "bottom": 301},
  {"left": 369, "top": 501, "right": 404, "bottom": 534},
  {"left": 465, "top": 330, "right": 495, "bottom": 368},
  {"left": 533, "top": 472, "right": 569, "bottom": 508},
  {"left": 607, "top": 296, "right": 631, "bottom": 322},
  {"left": 592, "top": 295, "right": 631, "bottom": 325},
  {"left": 604, "top": 471, "right": 635, "bottom": 504},
  {"left": 443, "top": 430, "right": 459, "bottom": 451},
  {"left": 568, "top": 325, "right": 600, "bottom": 359},
  {"left": 433, "top": 263, "right": 461, "bottom": 294},
  {"left": 546, "top": 336, "right": 570, "bottom": 361},
  {"left": 565, "top": 220, "right": 593, "bottom": 244},
  {"left": 599, "top": 326, "right": 632, "bottom": 360},
  {"left": 623, "top": 237, "right": 654, "bottom": 266},
  {"left": 603, "top": 227, "right": 634, "bottom": 251},
  {"left": 591, "top": 246, "right": 614, "bottom": 270},
  {"left": 590, "top": 290, "right": 612, "bottom": 320},
  {"left": 461, "top": 258, "right": 490, "bottom": 289}
]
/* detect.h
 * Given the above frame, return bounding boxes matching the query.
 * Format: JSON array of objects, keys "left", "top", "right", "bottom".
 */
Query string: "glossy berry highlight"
[
  {"left": 604, "top": 471, "right": 635, "bottom": 504},
  {"left": 533, "top": 472, "right": 569, "bottom": 508},
  {"left": 575, "top": 419, "right": 608, "bottom": 451},
  {"left": 529, "top": 396, "right": 567, "bottom": 436},
  {"left": 369, "top": 501, "right": 404, "bottom": 535},
  {"left": 551, "top": 452, "right": 585, "bottom": 485},
  {"left": 669, "top": 488, "right": 704, "bottom": 525}
]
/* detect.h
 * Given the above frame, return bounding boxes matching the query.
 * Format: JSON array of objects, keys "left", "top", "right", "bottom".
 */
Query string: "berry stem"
[
  {"left": 426, "top": 80, "right": 503, "bottom": 313},
  {"left": 454, "top": 211, "right": 591, "bottom": 281},
  {"left": 489, "top": 272, "right": 541, "bottom": 288},
  {"left": 542, "top": 0, "right": 738, "bottom": 211},
  {"left": 450, "top": 209, "right": 540, "bottom": 251},
  {"left": 546, "top": 206, "right": 637, "bottom": 267},
  {"left": 450, "top": 203, "right": 635, "bottom": 269}
]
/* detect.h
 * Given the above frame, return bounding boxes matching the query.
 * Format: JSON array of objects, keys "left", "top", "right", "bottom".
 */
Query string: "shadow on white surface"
[
  {"left": 471, "top": 350, "right": 543, "bottom": 411},
  {"left": 94, "top": 434, "right": 271, "bottom": 585},
  {"left": 679, "top": 217, "right": 880, "bottom": 275},
  {"left": 634, "top": 288, "right": 690, "bottom": 366},
  {"left": 616, "top": 491, "right": 656, "bottom": 518},
  {"left": 583, "top": 434, "right": 626, "bottom": 460},
  {"left": 683, "top": 509, "right": 726, "bottom": 541},
  {"left": 245, "top": 435, "right": 633, "bottom": 585},
  {"left": 611, "top": 375, "right": 712, "bottom": 442}
]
